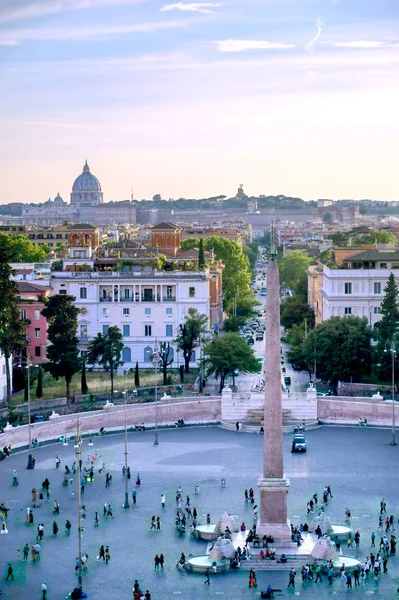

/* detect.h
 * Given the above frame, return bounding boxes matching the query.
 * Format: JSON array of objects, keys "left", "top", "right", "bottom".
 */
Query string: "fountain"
[
  {"left": 185, "top": 536, "right": 236, "bottom": 574},
  {"left": 196, "top": 512, "right": 239, "bottom": 541}
]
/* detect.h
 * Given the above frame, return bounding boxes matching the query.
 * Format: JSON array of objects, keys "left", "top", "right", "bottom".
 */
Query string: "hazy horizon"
[{"left": 0, "top": 0, "right": 398, "bottom": 204}]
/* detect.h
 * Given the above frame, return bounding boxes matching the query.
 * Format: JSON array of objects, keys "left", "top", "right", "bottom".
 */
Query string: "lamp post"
[
  {"left": 74, "top": 421, "right": 83, "bottom": 589},
  {"left": 153, "top": 342, "right": 159, "bottom": 446},
  {"left": 122, "top": 390, "right": 130, "bottom": 508},
  {"left": 24, "top": 357, "right": 34, "bottom": 470}
]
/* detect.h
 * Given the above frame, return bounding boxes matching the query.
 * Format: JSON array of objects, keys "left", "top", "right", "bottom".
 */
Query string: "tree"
[
  {"left": 36, "top": 366, "right": 43, "bottom": 398},
  {"left": 175, "top": 308, "right": 208, "bottom": 373},
  {"left": 303, "top": 316, "right": 373, "bottom": 392},
  {"left": 158, "top": 342, "right": 174, "bottom": 385},
  {"left": 198, "top": 238, "right": 205, "bottom": 269},
  {"left": 330, "top": 232, "right": 350, "bottom": 247},
  {"left": 203, "top": 333, "right": 260, "bottom": 392},
  {"left": 41, "top": 294, "right": 81, "bottom": 405},
  {"left": 354, "top": 230, "right": 396, "bottom": 245},
  {"left": 223, "top": 316, "right": 245, "bottom": 332},
  {"left": 322, "top": 212, "right": 333, "bottom": 224},
  {"left": 375, "top": 273, "right": 399, "bottom": 382},
  {"left": 87, "top": 326, "right": 124, "bottom": 397},
  {"left": 0, "top": 236, "right": 27, "bottom": 403},
  {"left": 279, "top": 251, "right": 310, "bottom": 297},
  {"left": 81, "top": 359, "right": 88, "bottom": 395},
  {"left": 134, "top": 361, "right": 140, "bottom": 387},
  {"left": 0, "top": 233, "right": 50, "bottom": 262},
  {"left": 181, "top": 236, "right": 252, "bottom": 307},
  {"left": 280, "top": 296, "right": 315, "bottom": 330}
]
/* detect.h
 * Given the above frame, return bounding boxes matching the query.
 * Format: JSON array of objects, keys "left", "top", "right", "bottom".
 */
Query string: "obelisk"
[{"left": 256, "top": 243, "right": 291, "bottom": 541}]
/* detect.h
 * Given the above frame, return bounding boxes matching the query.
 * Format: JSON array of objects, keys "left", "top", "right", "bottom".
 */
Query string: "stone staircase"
[{"left": 242, "top": 554, "right": 312, "bottom": 570}]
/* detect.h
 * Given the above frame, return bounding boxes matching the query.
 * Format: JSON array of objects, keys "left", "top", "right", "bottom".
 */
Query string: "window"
[
  {"left": 35, "top": 328, "right": 40, "bottom": 338},
  {"left": 122, "top": 347, "right": 131, "bottom": 362},
  {"left": 344, "top": 282, "right": 352, "bottom": 295},
  {"left": 344, "top": 307, "right": 352, "bottom": 315},
  {"left": 166, "top": 307, "right": 173, "bottom": 316},
  {"left": 166, "top": 286, "right": 173, "bottom": 298},
  {"left": 374, "top": 307, "right": 382, "bottom": 314},
  {"left": 123, "top": 324, "right": 130, "bottom": 337},
  {"left": 34, "top": 310, "right": 40, "bottom": 320},
  {"left": 80, "top": 324, "right": 88, "bottom": 338},
  {"left": 80, "top": 287, "right": 87, "bottom": 299},
  {"left": 144, "top": 346, "right": 153, "bottom": 363},
  {"left": 145, "top": 325, "right": 152, "bottom": 337},
  {"left": 102, "top": 308, "right": 109, "bottom": 317},
  {"left": 59, "top": 289, "right": 67, "bottom": 295},
  {"left": 145, "top": 308, "right": 151, "bottom": 316},
  {"left": 374, "top": 282, "right": 382, "bottom": 294},
  {"left": 20, "top": 309, "right": 27, "bottom": 320},
  {"left": 189, "top": 287, "right": 195, "bottom": 297},
  {"left": 166, "top": 324, "right": 173, "bottom": 337},
  {"left": 380, "top": 263, "right": 388, "bottom": 269},
  {"left": 102, "top": 325, "right": 109, "bottom": 335},
  {"left": 123, "top": 308, "right": 130, "bottom": 316},
  {"left": 35, "top": 346, "right": 41, "bottom": 357}
]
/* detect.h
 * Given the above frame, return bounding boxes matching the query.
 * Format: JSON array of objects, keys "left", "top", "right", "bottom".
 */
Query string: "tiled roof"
[
  {"left": 346, "top": 250, "right": 399, "bottom": 261},
  {"left": 151, "top": 222, "right": 180, "bottom": 231},
  {"left": 17, "top": 282, "right": 49, "bottom": 293}
]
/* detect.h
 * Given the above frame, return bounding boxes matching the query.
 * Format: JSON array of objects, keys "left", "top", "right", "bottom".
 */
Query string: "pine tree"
[
  {"left": 81, "top": 359, "right": 88, "bottom": 395},
  {"left": 376, "top": 273, "right": 399, "bottom": 382},
  {"left": 134, "top": 361, "right": 140, "bottom": 387},
  {"left": 198, "top": 238, "right": 205, "bottom": 269},
  {"left": 36, "top": 366, "right": 43, "bottom": 398}
]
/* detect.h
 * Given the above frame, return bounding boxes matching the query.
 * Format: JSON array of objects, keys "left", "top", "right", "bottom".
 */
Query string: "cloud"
[
  {"left": 331, "top": 41, "right": 387, "bottom": 48},
  {"left": 0, "top": 19, "right": 188, "bottom": 44},
  {"left": 160, "top": 2, "right": 221, "bottom": 13},
  {"left": 305, "top": 17, "right": 322, "bottom": 51},
  {"left": 216, "top": 39, "right": 295, "bottom": 52},
  {"left": 0, "top": 0, "right": 147, "bottom": 24}
]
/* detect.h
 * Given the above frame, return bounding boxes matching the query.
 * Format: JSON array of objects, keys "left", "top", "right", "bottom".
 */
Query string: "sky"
[{"left": 0, "top": 0, "right": 398, "bottom": 204}]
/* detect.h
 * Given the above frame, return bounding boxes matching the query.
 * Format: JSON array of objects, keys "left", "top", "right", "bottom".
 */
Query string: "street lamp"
[
  {"left": 122, "top": 390, "right": 129, "bottom": 508},
  {"left": 74, "top": 421, "right": 83, "bottom": 589},
  {"left": 19, "top": 357, "right": 35, "bottom": 470},
  {"left": 385, "top": 343, "right": 397, "bottom": 446},
  {"left": 153, "top": 342, "right": 159, "bottom": 446}
]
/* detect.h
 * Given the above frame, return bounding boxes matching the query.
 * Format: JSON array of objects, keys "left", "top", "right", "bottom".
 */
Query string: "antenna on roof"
[{"left": 131, "top": 186, "right": 134, "bottom": 202}]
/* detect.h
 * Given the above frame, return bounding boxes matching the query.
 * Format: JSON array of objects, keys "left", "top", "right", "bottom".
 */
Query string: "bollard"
[
  {"left": 221, "top": 478, "right": 226, "bottom": 487},
  {"left": 194, "top": 485, "right": 199, "bottom": 495}
]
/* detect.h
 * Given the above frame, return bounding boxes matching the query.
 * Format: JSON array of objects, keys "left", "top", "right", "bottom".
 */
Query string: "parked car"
[
  {"left": 34, "top": 415, "right": 44, "bottom": 423},
  {"left": 284, "top": 376, "right": 291, "bottom": 387},
  {"left": 256, "top": 333, "right": 264, "bottom": 341},
  {"left": 246, "top": 337, "right": 255, "bottom": 345},
  {"left": 291, "top": 434, "right": 307, "bottom": 453}
]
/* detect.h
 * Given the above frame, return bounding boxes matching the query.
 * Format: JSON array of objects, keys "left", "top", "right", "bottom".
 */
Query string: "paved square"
[{"left": 0, "top": 425, "right": 398, "bottom": 599}]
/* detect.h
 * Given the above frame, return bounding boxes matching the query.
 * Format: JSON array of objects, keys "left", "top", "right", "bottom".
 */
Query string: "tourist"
[
  {"left": 315, "top": 564, "right": 322, "bottom": 582},
  {"left": 41, "top": 581, "right": 47, "bottom": 599},
  {"left": 161, "top": 494, "right": 166, "bottom": 509},
  {"left": 154, "top": 555, "right": 160, "bottom": 570},
  {"left": 55, "top": 456, "right": 61, "bottom": 468},
  {"left": 328, "top": 566, "right": 333, "bottom": 585},
  {"left": 346, "top": 574, "right": 352, "bottom": 589},
  {"left": 66, "top": 519, "right": 72, "bottom": 535},
  {"left": 6, "top": 564, "right": 14, "bottom": 580},
  {"left": 53, "top": 500, "right": 60, "bottom": 514},
  {"left": 150, "top": 516, "right": 156, "bottom": 530},
  {"left": 127, "top": 466, "right": 131, "bottom": 479},
  {"left": 156, "top": 516, "right": 161, "bottom": 530},
  {"left": 105, "top": 546, "right": 110, "bottom": 564},
  {"left": 53, "top": 521, "right": 58, "bottom": 536},
  {"left": 97, "top": 545, "right": 105, "bottom": 561},
  {"left": 207, "top": 513, "right": 211, "bottom": 524},
  {"left": 94, "top": 512, "right": 99, "bottom": 527},
  {"left": 204, "top": 569, "right": 210, "bottom": 585},
  {"left": 136, "top": 474, "right": 141, "bottom": 486},
  {"left": 287, "top": 568, "right": 296, "bottom": 588},
  {"left": 107, "top": 504, "right": 113, "bottom": 518},
  {"left": 353, "top": 567, "right": 360, "bottom": 586},
  {"left": 23, "top": 543, "right": 29, "bottom": 561},
  {"left": 103, "top": 502, "right": 108, "bottom": 516},
  {"left": 244, "top": 489, "right": 248, "bottom": 502},
  {"left": 371, "top": 532, "right": 376, "bottom": 547},
  {"left": 159, "top": 553, "right": 164, "bottom": 569},
  {"left": 132, "top": 489, "right": 137, "bottom": 505}
]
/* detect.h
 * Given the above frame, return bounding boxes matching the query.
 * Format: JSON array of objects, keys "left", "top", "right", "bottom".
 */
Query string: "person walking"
[
  {"left": 53, "top": 500, "right": 60, "bottom": 514},
  {"left": 105, "top": 546, "right": 110, "bottom": 564},
  {"left": 159, "top": 554, "right": 164, "bottom": 570},
  {"left": 204, "top": 568, "right": 210, "bottom": 584},
  {"left": 6, "top": 564, "right": 14, "bottom": 580},
  {"left": 94, "top": 512, "right": 99, "bottom": 527},
  {"left": 132, "top": 489, "right": 137, "bottom": 505},
  {"left": 23, "top": 543, "right": 29, "bottom": 561},
  {"left": 353, "top": 567, "right": 360, "bottom": 586},
  {"left": 52, "top": 521, "right": 58, "bottom": 536},
  {"left": 161, "top": 494, "right": 166, "bottom": 509},
  {"left": 288, "top": 569, "right": 296, "bottom": 588},
  {"left": 65, "top": 519, "right": 71, "bottom": 535},
  {"left": 156, "top": 516, "right": 161, "bottom": 530},
  {"left": 103, "top": 502, "right": 108, "bottom": 516},
  {"left": 107, "top": 504, "right": 113, "bottom": 518},
  {"left": 371, "top": 532, "right": 376, "bottom": 547},
  {"left": 150, "top": 516, "right": 156, "bottom": 530},
  {"left": 98, "top": 545, "right": 105, "bottom": 561},
  {"left": 154, "top": 555, "right": 160, "bottom": 570},
  {"left": 41, "top": 581, "right": 47, "bottom": 599},
  {"left": 315, "top": 564, "right": 323, "bottom": 583},
  {"left": 346, "top": 574, "right": 352, "bottom": 589},
  {"left": 328, "top": 566, "right": 333, "bottom": 585}
]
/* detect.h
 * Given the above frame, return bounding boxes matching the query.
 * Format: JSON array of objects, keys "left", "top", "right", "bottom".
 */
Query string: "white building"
[
  {"left": 308, "top": 248, "right": 399, "bottom": 326},
  {"left": 50, "top": 270, "right": 216, "bottom": 370},
  {"left": 0, "top": 352, "right": 11, "bottom": 402}
]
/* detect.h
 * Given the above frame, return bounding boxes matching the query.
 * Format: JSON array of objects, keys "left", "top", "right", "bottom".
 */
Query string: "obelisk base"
[{"left": 256, "top": 475, "right": 291, "bottom": 542}]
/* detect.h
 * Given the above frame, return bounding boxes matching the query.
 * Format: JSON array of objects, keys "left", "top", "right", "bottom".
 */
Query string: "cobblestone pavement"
[{"left": 0, "top": 425, "right": 398, "bottom": 599}]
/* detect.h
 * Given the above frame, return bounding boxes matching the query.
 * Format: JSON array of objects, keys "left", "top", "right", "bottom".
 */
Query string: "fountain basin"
[
  {"left": 196, "top": 524, "right": 220, "bottom": 540},
  {"left": 328, "top": 525, "right": 352, "bottom": 543},
  {"left": 185, "top": 555, "right": 229, "bottom": 573},
  {"left": 332, "top": 556, "right": 362, "bottom": 574}
]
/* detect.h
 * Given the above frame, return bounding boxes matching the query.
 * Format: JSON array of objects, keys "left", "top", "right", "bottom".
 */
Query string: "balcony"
[
  {"left": 79, "top": 335, "right": 89, "bottom": 342},
  {"left": 141, "top": 295, "right": 160, "bottom": 303},
  {"left": 163, "top": 296, "right": 176, "bottom": 302},
  {"left": 99, "top": 297, "right": 112, "bottom": 302}
]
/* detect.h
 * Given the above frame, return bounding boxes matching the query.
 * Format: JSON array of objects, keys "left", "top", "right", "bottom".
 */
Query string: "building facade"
[
  {"left": 16, "top": 282, "right": 50, "bottom": 363},
  {"left": 308, "top": 248, "right": 399, "bottom": 326},
  {"left": 50, "top": 269, "right": 220, "bottom": 370}
]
